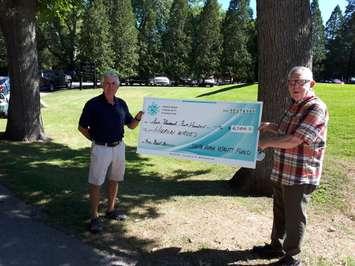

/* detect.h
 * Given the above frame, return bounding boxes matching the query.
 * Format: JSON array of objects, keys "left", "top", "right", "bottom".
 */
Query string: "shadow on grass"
[
  {"left": 196, "top": 83, "right": 254, "bottom": 98},
  {"left": 0, "top": 140, "right": 260, "bottom": 263},
  {"left": 137, "top": 247, "right": 276, "bottom": 265}
]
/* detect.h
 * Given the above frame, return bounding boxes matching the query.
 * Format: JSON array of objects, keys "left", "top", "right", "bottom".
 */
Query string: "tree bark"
[
  {"left": 230, "top": 0, "right": 312, "bottom": 195},
  {"left": 0, "top": 0, "right": 45, "bottom": 141}
]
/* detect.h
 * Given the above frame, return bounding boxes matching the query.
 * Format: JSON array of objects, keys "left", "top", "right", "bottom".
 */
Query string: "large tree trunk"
[
  {"left": 230, "top": 0, "right": 312, "bottom": 195},
  {"left": 0, "top": 0, "right": 45, "bottom": 141}
]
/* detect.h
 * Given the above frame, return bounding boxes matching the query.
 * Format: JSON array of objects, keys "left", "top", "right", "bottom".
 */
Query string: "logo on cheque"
[{"left": 147, "top": 102, "right": 159, "bottom": 116}]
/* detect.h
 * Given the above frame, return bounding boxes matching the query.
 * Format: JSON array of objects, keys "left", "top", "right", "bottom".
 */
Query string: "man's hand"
[
  {"left": 134, "top": 111, "right": 144, "bottom": 121},
  {"left": 258, "top": 138, "right": 269, "bottom": 150},
  {"left": 127, "top": 111, "right": 144, "bottom": 129},
  {"left": 259, "top": 122, "right": 278, "bottom": 133},
  {"left": 78, "top": 126, "right": 92, "bottom": 141}
]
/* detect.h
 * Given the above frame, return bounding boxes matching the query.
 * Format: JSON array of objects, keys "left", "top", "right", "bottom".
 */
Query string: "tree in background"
[
  {"left": 154, "top": 0, "right": 173, "bottom": 34},
  {"left": 311, "top": 0, "right": 326, "bottom": 80},
  {"left": 221, "top": 0, "right": 253, "bottom": 83},
  {"left": 137, "top": 4, "right": 162, "bottom": 79},
  {"left": 325, "top": 5, "right": 344, "bottom": 41},
  {"left": 37, "top": 0, "right": 84, "bottom": 71},
  {"left": 79, "top": 0, "right": 114, "bottom": 72},
  {"left": 341, "top": 0, "right": 355, "bottom": 81},
  {"left": 324, "top": 1, "right": 355, "bottom": 81},
  {"left": 110, "top": 0, "right": 138, "bottom": 78},
  {"left": 0, "top": 0, "right": 44, "bottom": 141},
  {"left": 162, "top": 0, "right": 192, "bottom": 81},
  {"left": 324, "top": 5, "right": 344, "bottom": 79},
  {"left": 247, "top": 19, "right": 258, "bottom": 82},
  {"left": 132, "top": 0, "right": 172, "bottom": 33},
  {"left": 231, "top": 0, "right": 312, "bottom": 194},
  {"left": 194, "top": 0, "right": 222, "bottom": 80}
]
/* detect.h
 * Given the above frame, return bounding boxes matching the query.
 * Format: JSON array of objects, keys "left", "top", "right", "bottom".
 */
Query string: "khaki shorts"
[{"left": 88, "top": 141, "right": 125, "bottom": 186}]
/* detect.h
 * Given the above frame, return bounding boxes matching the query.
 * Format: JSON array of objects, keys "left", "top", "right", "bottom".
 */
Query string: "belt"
[{"left": 94, "top": 140, "right": 121, "bottom": 147}]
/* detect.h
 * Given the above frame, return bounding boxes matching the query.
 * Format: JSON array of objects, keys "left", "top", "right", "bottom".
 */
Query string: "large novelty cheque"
[{"left": 137, "top": 97, "right": 263, "bottom": 168}]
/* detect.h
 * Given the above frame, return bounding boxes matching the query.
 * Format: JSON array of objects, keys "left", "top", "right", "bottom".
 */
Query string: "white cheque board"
[{"left": 136, "top": 97, "right": 263, "bottom": 168}]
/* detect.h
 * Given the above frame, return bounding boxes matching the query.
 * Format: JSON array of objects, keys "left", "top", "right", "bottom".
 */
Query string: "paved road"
[{"left": 0, "top": 184, "right": 136, "bottom": 266}]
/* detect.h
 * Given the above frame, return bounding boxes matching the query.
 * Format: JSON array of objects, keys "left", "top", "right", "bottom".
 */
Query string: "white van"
[{"left": 150, "top": 76, "right": 170, "bottom": 86}]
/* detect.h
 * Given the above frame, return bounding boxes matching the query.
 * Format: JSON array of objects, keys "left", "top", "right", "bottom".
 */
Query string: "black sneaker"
[
  {"left": 276, "top": 255, "right": 301, "bottom": 266},
  {"left": 252, "top": 243, "right": 285, "bottom": 258},
  {"left": 88, "top": 218, "right": 103, "bottom": 234},
  {"left": 105, "top": 209, "right": 127, "bottom": 221}
]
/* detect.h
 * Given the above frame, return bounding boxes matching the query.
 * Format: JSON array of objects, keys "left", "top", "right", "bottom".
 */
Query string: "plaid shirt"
[{"left": 270, "top": 94, "right": 328, "bottom": 186}]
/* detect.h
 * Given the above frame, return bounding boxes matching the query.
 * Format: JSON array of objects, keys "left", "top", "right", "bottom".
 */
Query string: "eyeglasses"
[{"left": 288, "top": 79, "right": 311, "bottom": 86}]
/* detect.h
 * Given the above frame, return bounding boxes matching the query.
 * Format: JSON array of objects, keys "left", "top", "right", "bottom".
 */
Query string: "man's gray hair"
[
  {"left": 288, "top": 66, "right": 313, "bottom": 80},
  {"left": 101, "top": 71, "right": 120, "bottom": 85}
]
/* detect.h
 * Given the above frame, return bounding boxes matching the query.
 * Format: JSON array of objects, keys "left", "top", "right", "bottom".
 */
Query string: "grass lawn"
[{"left": 0, "top": 83, "right": 354, "bottom": 265}]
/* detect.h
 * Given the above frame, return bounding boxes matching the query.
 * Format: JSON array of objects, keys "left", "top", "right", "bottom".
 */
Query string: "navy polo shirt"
[{"left": 79, "top": 94, "right": 134, "bottom": 143}]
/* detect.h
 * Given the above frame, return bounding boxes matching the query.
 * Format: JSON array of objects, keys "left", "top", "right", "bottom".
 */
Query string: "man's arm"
[
  {"left": 127, "top": 111, "right": 144, "bottom": 129},
  {"left": 78, "top": 126, "right": 92, "bottom": 141},
  {"left": 259, "top": 134, "right": 303, "bottom": 150}
]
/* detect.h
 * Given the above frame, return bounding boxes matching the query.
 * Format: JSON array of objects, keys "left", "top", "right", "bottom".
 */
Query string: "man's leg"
[
  {"left": 87, "top": 144, "right": 111, "bottom": 233},
  {"left": 283, "top": 184, "right": 316, "bottom": 257},
  {"left": 107, "top": 180, "right": 118, "bottom": 213},
  {"left": 89, "top": 184, "right": 101, "bottom": 219},
  {"left": 271, "top": 182, "right": 286, "bottom": 250},
  {"left": 105, "top": 142, "right": 126, "bottom": 219},
  {"left": 253, "top": 182, "right": 285, "bottom": 258},
  {"left": 88, "top": 183, "right": 103, "bottom": 233}
]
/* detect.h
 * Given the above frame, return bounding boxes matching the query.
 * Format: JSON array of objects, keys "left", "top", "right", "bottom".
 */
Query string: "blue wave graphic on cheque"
[
  {"left": 165, "top": 110, "right": 258, "bottom": 161},
  {"left": 169, "top": 115, "right": 252, "bottom": 150}
]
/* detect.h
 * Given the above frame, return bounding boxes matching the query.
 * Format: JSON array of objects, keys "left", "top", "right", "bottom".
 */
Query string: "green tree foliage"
[
  {"left": 137, "top": 4, "right": 162, "bottom": 78},
  {"left": 324, "top": 5, "right": 345, "bottom": 79},
  {"left": 110, "top": 0, "right": 138, "bottom": 78},
  {"left": 37, "top": 0, "right": 84, "bottom": 70},
  {"left": 341, "top": 0, "right": 355, "bottom": 80},
  {"left": 343, "top": 0, "right": 355, "bottom": 24},
  {"left": 79, "top": 0, "right": 114, "bottom": 72},
  {"left": 324, "top": 2, "right": 355, "bottom": 81},
  {"left": 162, "top": 0, "right": 192, "bottom": 80},
  {"left": 325, "top": 5, "right": 344, "bottom": 41},
  {"left": 311, "top": 0, "right": 326, "bottom": 79},
  {"left": 221, "top": 0, "right": 253, "bottom": 82},
  {"left": 248, "top": 20, "right": 258, "bottom": 82},
  {"left": 194, "top": 0, "right": 222, "bottom": 79},
  {"left": 188, "top": 0, "right": 204, "bottom": 15},
  {"left": 132, "top": 0, "right": 172, "bottom": 32}
]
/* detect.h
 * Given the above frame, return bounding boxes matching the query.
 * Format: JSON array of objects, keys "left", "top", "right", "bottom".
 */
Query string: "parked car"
[
  {"left": 331, "top": 79, "right": 344, "bottom": 84},
  {"left": 149, "top": 76, "right": 170, "bottom": 86},
  {"left": 172, "top": 77, "right": 198, "bottom": 86},
  {"left": 199, "top": 77, "right": 217, "bottom": 87},
  {"left": 40, "top": 70, "right": 72, "bottom": 91},
  {"left": 0, "top": 92, "right": 9, "bottom": 117},
  {"left": 0, "top": 76, "right": 10, "bottom": 95},
  {"left": 126, "top": 76, "right": 149, "bottom": 86}
]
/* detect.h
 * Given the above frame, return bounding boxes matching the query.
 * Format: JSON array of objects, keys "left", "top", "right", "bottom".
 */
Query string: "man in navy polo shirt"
[{"left": 78, "top": 71, "right": 143, "bottom": 233}]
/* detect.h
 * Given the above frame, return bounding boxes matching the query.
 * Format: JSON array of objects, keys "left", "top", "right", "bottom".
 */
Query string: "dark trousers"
[{"left": 271, "top": 182, "right": 316, "bottom": 257}]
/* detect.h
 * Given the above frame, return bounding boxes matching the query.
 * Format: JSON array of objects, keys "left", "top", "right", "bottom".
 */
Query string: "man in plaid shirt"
[{"left": 253, "top": 66, "right": 328, "bottom": 266}]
